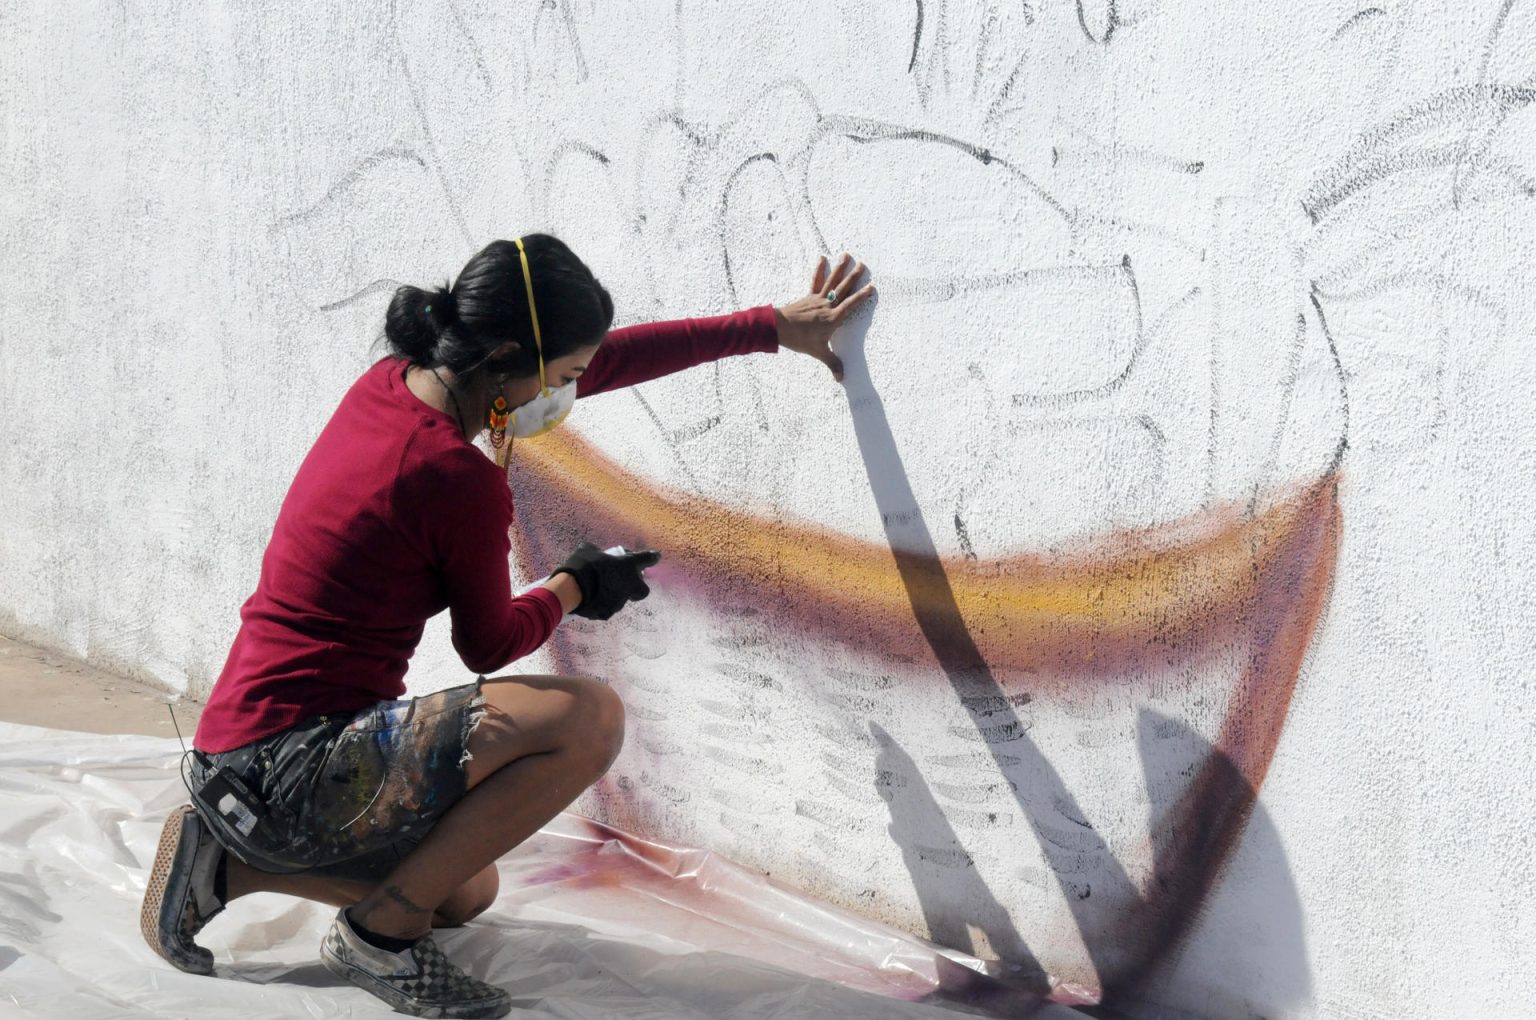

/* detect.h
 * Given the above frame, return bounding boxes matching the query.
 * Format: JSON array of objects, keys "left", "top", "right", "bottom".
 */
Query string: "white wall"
[{"left": 3, "top": 2, "right": 1533, "bottom": 1016}]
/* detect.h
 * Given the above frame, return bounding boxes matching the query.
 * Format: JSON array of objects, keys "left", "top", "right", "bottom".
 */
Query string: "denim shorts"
[{"left": 188, "top": 681, "right": 486, "bottom": 883}]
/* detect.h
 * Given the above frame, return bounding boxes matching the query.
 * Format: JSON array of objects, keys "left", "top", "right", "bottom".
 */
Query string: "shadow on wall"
[
  {"left": 841, "top": 303, "right": 1315, "bottom": 1017},
  {"left": 871, "top": 722, "right": 1308, "bottom": 1019}
]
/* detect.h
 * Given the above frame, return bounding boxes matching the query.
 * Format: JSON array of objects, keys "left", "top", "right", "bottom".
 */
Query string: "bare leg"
[
  {"left": 348, "top": 675, "right": 624, "bottom": 939},
  {"left": 224, "top": 856, "right": 499, "bottom": 928}
]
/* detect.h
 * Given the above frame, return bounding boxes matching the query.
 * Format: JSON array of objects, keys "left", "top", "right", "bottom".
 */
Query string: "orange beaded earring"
[{"left": 488, "top": 396, "right": 511, "bottom": 466}]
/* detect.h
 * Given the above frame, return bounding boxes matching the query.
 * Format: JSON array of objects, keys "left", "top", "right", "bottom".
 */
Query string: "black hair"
[{"left": 384, "top": 234, "right": 614, "bottom": 380}]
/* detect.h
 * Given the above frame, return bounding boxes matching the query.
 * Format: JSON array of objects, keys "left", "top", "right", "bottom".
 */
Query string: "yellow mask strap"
[{"left": 512, "top": 237, "right": 549, "bottom": 395}]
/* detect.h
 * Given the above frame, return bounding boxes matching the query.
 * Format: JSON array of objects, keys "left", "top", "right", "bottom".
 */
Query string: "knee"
[
  {"left": 474, "top": 673, "right": 624, "bottom": 773},
  {"left": 435, "top": 866, "right": 500, "bottom": 927}
]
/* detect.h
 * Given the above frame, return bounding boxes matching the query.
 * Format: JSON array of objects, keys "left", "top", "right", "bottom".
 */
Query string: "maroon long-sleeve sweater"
[{"left": 194, "top": 306, "right": 779, "bottom": 753}]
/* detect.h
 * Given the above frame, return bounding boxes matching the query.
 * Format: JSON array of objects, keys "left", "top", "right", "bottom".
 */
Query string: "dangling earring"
[{"left": 489, "top": 395, "right": 511, "bottom": 466}]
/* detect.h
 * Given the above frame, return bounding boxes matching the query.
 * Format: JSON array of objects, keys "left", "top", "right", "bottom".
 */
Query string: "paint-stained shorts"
[{"left": 188, "top": 681, "right": 485, "bottom": 883}]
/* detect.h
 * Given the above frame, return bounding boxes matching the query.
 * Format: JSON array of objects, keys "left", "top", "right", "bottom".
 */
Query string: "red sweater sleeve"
[
  {"left": 399, "top": 440, "right": 563, "bottom": 675},
  {"left": 577, "top": 305, "right": 780, "bottom": 398}
]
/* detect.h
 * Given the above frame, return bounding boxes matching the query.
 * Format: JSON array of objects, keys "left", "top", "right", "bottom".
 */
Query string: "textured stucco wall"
[{"left": 3, "top": 2, "right": 1534, "bottom": 1016}]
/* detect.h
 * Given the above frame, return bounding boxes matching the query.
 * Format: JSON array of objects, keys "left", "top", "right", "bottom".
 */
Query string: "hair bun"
[
  {"left": 384, "top": 284, "right": 441, "bottom": 364},
  {"left": 425, "top": 288, "right": 458, "bottom": 325}
]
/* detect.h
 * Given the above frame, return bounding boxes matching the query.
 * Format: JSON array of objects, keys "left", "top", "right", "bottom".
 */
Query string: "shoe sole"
[
  {"left": 140, "top": 806, "right": 214, "bottom": 975},
  {"left": 320, "top": 941, "right": 511, "bottom": 1019}
]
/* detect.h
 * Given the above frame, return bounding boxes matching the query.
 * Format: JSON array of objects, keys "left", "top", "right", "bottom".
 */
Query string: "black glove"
[{"left": 551, "top": 543, "right": 662, "bottom": 621}]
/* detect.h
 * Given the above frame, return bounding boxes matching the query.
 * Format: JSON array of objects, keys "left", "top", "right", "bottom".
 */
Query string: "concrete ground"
[{"left": 0, "top": 632, "right": 203, "bottom": 737}]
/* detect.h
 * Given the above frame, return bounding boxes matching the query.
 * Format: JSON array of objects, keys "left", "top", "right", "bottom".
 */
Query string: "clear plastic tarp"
[{"left": 0, "top": 722, "right": 1086, "bottom": 1018}]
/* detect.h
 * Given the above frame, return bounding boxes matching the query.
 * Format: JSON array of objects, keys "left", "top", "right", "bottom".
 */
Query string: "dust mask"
[{"left": 509, "top": 378, "right": 576, "bottom": 439}]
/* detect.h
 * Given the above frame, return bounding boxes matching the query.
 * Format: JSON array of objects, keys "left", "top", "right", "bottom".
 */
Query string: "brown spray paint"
[{"left": 504, "top": 430, "right": 1340, "bottom": 1005}]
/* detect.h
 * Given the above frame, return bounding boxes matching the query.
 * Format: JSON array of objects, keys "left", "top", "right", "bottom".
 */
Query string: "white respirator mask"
[{"left": 509, "top": 378, "right": 576, "bottom": 439}]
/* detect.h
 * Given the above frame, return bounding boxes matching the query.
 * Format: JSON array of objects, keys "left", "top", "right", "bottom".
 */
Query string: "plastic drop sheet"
[{"left": 0, "top": 722, "right": 1086, "bottom": 1019}]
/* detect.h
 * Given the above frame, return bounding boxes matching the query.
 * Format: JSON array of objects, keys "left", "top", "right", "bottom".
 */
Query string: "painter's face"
[{"left": 501, "top": 344, "right": 599, "bottom": 407}]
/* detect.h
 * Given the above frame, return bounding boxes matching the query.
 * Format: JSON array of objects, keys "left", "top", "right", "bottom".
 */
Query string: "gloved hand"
[{"left": 551, "top": 543, "right": 662, "bottom": 621}]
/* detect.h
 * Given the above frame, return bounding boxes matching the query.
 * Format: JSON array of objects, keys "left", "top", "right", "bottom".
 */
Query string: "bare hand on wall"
[{"left": 773, "top": 253, "right": 876, "bottom": 384}]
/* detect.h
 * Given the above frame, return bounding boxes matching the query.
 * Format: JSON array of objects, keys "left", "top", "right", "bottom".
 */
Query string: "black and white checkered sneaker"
[{"left": 320, "top": 907, "right": 512, "bottom": 1019}]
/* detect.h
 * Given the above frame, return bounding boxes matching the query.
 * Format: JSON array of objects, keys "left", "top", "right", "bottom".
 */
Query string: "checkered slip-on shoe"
[
  {"left": 320, "top": 908, "right": 512, "bottom": 1019},
  {"left": 140, "top": 804, "right": 226, "bottom": 975}
]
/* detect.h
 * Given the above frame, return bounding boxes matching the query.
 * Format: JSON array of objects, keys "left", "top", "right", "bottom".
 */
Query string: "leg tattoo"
[{"left": 381, "top": 884, "right": 429, "bottom": 915}]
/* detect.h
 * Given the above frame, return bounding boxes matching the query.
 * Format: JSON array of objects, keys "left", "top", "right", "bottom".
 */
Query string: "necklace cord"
[{"left": 428, "top": 365, "right": 470, "bottom": 437}]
